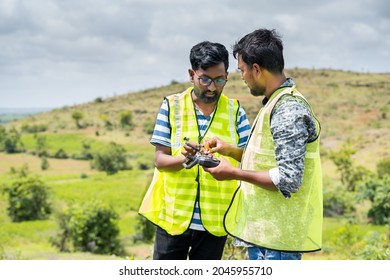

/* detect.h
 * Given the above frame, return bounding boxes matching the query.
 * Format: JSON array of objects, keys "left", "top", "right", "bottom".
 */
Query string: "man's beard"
[
  {"left": 250, "top": 84, "right": 265, "bottom": 97},
  {"left": 193, "top": 89, "right": 221, "bottom": 104}
]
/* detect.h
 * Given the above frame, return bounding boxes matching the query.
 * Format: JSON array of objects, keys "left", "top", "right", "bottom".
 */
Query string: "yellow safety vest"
[
  {"left": 224, "top": 86, "right": 323, "bottom": 252},
  {"left": 139, "top": 87, "right": 240, "bottom": 236}
]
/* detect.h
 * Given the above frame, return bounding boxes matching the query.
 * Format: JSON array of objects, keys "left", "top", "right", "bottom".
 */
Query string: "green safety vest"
[
  {"left": 139, "top": 87, "right": 240, "bottom": 236},
  {"left": 224, "top": 86, "right": 323, "bottom": 252}
]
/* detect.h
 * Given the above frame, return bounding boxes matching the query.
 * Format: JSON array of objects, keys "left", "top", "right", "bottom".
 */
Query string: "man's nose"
[{"left": 207, "top": 81, "right": 217, "bottom": 90}]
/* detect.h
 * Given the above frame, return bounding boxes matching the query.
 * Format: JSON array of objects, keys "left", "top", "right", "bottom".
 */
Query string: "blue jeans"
[{"left": 248, "top": 246, "right": 302, "bottom": 260}]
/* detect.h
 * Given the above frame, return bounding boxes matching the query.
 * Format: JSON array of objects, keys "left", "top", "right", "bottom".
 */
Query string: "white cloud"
[{"left": 0, "top": 0, "right": 389, "bottom": 108}]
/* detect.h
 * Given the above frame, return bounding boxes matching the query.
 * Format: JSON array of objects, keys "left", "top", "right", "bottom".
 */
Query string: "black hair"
[
  {"left": 232, "top": 28, "right": 284, "bottom": 74},
  {"left": 190, "top": 41, "right": 229, "bottom": 71}
]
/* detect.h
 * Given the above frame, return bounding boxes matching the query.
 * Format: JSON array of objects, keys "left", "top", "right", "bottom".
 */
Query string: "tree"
[
  {"left": 3, "top": 127, "right": 23, "bottom": 153},
  {"left": 0, "top": 126, "right": 6, "bottom": 151},
  {"left": 71, "top": 111, "right": 84, "bottom": 129}
]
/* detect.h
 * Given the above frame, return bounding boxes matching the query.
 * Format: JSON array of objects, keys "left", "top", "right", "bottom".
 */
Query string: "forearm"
[
  {"left": 204, "top": 158, "right": 278, "bottom": 192},
  {"left": 155, "top": 153, "right": 186, "bottom": 172},
  {"left": 233, "top": 168, "right": 278, "bottom": 191},
  {"left": 223, "top": 145, "right": 244, "bottom": 162}
]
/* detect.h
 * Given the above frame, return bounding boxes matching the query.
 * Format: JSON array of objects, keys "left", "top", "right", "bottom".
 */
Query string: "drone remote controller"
[{"left": 182, "top": 138, "right": 220, "bottom": 169}]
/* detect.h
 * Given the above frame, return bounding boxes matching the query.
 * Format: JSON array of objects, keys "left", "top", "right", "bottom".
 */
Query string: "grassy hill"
[
  {"left": 4, "top": 68, "right": 389, "bottom": 169},
  {"left": 1, "top": 68, "right": 389, "bottom": 260}
]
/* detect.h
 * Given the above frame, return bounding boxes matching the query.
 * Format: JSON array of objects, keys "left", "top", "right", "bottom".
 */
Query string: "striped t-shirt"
[{"left": 150, "top": 98, "right": 251, "bottom": 231}]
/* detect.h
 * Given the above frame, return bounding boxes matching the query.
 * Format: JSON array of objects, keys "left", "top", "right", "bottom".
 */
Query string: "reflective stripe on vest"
[
  {"left": 139, "top": 87, "right": 240, "bottom": 236},
  {"left": 224, "top": 86, "right": 323, "bottom": 252}
]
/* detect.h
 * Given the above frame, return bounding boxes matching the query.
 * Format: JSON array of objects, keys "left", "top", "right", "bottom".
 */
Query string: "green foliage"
[
  {"left": 99, "top": 113, "right": 113, "bottom": 130},
  {"left": 327, "top": 223, "right": 390, "bottom": 260},
  {"left": 71, "top": 111, "right": 84, "bottom": 129},
  {"left": 41, "top": 157, "right": 49, "bottom": 170},
  {"left": 142, "top": 119, "right": 155, "bottom": 135},
  {"left": 119, "top": 110, "right": 134, "bottom": 129},
  {"left": 377, "top": 158, "right": 390, "bottom": 179},
  {"left": 133, "top": 215, "right": 155, "bottom": 243},
  {"left": 356, "top": 231, "right": 390, "bottom": 260},
  {"left": 51, "top": 200, "right": 124, "bottom": 255},
  {"left": 323, "top": 185, "right": 355, "bottom": 217},
  {"left": 91, "top": 142, "right": 129, "bottom": 174},
  {"left": 2, "top": 165, "right": 52, "bottom": 222},
  {"left": 357, "top": 175, "right": 390, "bottom": 225},
  {"left": 330, "top": 143, "right": 373, "bottom": 191},
  {"left": 34, "top": 134, "right": 48, "bottom": 157},
  {"left": 94, "top": 97, "right": 104, "bottom": 103},
  {"left": 0, "top": 126, "right": 5, "bottom": 151},
  {"left": 21, "top": 122, "right": 47, "bottom": 133},
  {"left": 80, "top": 141, "right": 93, "bottom": 160},
  {"left": 3, "top": 127, "right": 24, "bottom": 153},
  {"left": 53, "top": 148, "right": 68, "bottom": 159}
]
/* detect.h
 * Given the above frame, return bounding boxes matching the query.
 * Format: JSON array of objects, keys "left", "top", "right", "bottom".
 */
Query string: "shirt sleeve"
[
  {"left": 236, "top": 106, "right": 251, "bottom": 148},
  {"left": 150, "top": 99, "right": 171, "bottom": 147},
  {"left": 270, "top": 96, "right": 318, "bottom": 198}
]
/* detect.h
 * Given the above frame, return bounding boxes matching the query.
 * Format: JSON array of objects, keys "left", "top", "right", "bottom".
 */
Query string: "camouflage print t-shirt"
[{"left": 268, "top": 78, "right": 318, "bottom": 198}]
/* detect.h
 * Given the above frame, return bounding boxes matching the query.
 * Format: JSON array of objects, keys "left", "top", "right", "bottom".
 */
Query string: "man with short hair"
[
  {"left": 204, "top": 29, "right": 323, "bottom": 260},
  {"left": 139, "top": 41, "right": 251, "bottom": 260}
]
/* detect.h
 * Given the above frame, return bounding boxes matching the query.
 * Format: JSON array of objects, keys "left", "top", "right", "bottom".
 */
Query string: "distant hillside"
[
  {"left": 3, "top": 68, "right": 390, "bottom": 171},
  {"left": 0, "top": 108, "right": 52, "bottom": 124}
]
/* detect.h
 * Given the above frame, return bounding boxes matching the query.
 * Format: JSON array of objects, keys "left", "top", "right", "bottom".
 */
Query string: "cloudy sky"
[{"left": 1, "top": 0, "right": 389, "bottom": 109}]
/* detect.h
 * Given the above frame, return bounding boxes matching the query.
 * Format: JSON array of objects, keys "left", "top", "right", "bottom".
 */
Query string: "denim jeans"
[{"left": 248, "top": 246, "right": 302, "bottom": 260}]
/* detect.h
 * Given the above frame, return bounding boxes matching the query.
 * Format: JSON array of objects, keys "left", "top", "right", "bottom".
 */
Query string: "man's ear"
[
  {"left": 188, "top": 69, "right": 195, "bottom": 83},
  {"left": 252, "top": 63, "right": 262, "bottom": 76}
]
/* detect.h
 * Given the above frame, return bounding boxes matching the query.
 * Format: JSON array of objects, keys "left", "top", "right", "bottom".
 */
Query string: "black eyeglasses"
[{"left": 194, "top": 72, "right": 228, "bottom": 87}]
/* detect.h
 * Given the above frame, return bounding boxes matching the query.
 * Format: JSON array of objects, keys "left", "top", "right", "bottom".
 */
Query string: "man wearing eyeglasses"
[{"left": 139, "top": 41, "right": 251, "bottom": 260}]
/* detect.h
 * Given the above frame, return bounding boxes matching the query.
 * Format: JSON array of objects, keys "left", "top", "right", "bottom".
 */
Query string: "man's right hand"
[{"left": 203, "top": 137, "right": 229, "bottom": 156}]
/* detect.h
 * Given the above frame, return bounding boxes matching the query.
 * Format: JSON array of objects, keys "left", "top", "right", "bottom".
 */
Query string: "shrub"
[
  {"left": 21, "top": 123, "right": 47, "bottom": 133},
  {"left": 119, "top": 110, "right": 134, "bottom": 129},
  {"left": 323, "top": 185, "right": 355, "bottom": 217},
  {"left": 91, "top": 142, "right": 129, "bottom": 174},
  {"left": 94, "top": 97, "right": 104, "bottom": 103},
  {"left": 3, "top": 168, "right": 52, "bottom": 222},
  {"left": 133, "top": 215, "right": 155, "bottom": 243},
  {"left": 357, "top": 175, "right": 390, "bottom": 225},
  {"left": 143, "top": 119, "right": 155, "bottom": 135},
  {"left": 330, "top": 143, "right": 373, "bottom": 191},
  {"left": 53, "top": 148, "right": 68, "bottom": 159},
  {"left": 356, "top": 231, "right": 390, "bottom": 260},
  {"left": 40, "top": 156, "right": 49, "bottom": 170},
  {"left": 377, "top": 158, "right": 390, "bottom": 179},
  {"left": 51, "top": 201, "right": 123, "bottom": 255}
]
